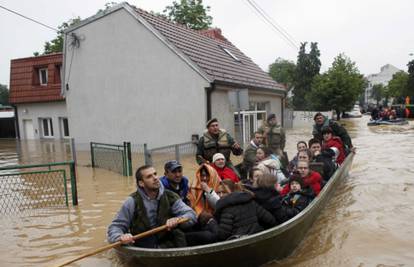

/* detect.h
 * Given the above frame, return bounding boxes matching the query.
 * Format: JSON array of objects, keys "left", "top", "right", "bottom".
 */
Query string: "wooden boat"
[
  {"left": 367, "top": 118, "right": 408, "bottom": 126},
  {"left": 115, "top": 153, "right": 355, "bottom": 267}
]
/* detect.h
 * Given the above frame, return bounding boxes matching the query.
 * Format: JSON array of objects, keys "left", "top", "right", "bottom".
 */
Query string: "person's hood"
[
  {"left": 251, "top": 187, "right": 279, "bottom": 202},
  {"left": 261, "top": 158, "right": 281, "bottom": 169},
  {"left": 137, "top": 181, "right": 164, "bottom": 201},
  {"left": 215, "top": 191, "right": 253, "bottom": 214}
]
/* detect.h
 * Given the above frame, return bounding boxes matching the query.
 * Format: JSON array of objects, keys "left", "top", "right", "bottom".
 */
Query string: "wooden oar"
[{"left": 53, "top": 217, "right": 190, "bottom": 267}]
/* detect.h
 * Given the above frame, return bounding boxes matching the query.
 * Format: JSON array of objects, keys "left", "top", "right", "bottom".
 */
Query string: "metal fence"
[
  {"left": 90, "top": 142, "right": 133, "bottom": 176},
  {"left": 145, "top": 141, "right": 197, "bottom": 169},
  {"left": 0, "top": 161, "right": 78, "bottom": 214}
]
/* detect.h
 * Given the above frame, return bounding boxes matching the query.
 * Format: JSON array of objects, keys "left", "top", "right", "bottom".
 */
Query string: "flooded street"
[{"left": 1, "top": 115, "right": 414, "bottom": 267}]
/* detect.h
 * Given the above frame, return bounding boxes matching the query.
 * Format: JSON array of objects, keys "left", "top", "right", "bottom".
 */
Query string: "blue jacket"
[{"left": 160, "top": 176, "right": 190, "bottom": 205}]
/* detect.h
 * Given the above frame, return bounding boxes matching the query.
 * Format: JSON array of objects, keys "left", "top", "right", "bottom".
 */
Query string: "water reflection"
[{"left": 0, "top": 116, "right": 414, "bottom": 266}]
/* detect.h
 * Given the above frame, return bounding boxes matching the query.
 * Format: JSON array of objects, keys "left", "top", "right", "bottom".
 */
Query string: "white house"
[
  {"left": 365, "top": 64, "right": 402, "bottom": 106},
  {"left": 9, "top": 53, "right": 69, "bottom": 140},
  {"left": 62, "top": 3, "right": 286, "bottom": 147}
]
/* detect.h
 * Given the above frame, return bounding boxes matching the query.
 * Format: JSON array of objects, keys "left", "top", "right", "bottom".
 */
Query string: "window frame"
[
  {"left": 41, "top": 118, "right": 54, "bottom": 138},
  {"left": 38, "top": 68, "right": 48, "bottom": 85},
  {"left": 60, "top": 117, "right": 70, "bottom": 138}
]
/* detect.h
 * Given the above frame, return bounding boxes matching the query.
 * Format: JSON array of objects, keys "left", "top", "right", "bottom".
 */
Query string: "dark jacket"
[
  {"left": 215, "top": 191, "right": 276, "bottom": 241},
  {"left": 282, "top": 188, "right": 313, "bottom": 220},
  {"left": 313, "top": 149, "right": 336, "bottom": 181},
  {"left": 312, "top": 116, "right": 353, "bottom": 149},
  {"left": 249, "top": 186, "right": 287, "bottom": 224},
  {"left": 185, "top": 219, "right": 219, "bottom": 246}
]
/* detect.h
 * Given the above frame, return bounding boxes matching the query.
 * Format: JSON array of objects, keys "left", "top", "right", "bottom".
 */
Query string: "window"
[
  {"left": 60, "top": 117, "right": 70, "bottom": 138},
  {"left": 38, "top": 68, "right": 48, "bottom": 85},
  {"left": 41, "top": 118, "right": 54, "bottom": 137},
  {"left": 219, "top": 45, "right": 241, "bottom": 62}
]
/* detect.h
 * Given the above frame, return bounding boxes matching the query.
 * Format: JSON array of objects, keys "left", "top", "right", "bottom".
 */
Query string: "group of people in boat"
[
  {"left": 107, "top": 113, "right": 354, "bottom": 248},
  {"left": 371, "top": 106, "right": 400, "bottom": 121}
]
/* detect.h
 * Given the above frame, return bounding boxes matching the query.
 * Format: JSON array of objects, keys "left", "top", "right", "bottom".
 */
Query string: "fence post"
[
  {"left": 126, "top": 142, "right": 133, "bottom": 176},
  {"left": 144, "top": 143, "right": 152, "bottom": 165},
  {"left": 122, "top": 142, "right": 127, "bottom": 176},
  {"left": 70, "top": 138, "right": 77, "bottom": 165},
  {"left": 175, "top": 144, "right": 180, "bottom": 162},
  {"left": 90, "top": 142, "right": 95, "bottom": 168},
  {"left": 69, "top": 161, "right": 78, "bottom": 206}
]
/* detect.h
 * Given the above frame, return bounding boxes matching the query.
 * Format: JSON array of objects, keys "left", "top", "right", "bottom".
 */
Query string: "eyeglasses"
[
  {"left": 297, "top": 167, "right": 309, "bottom": 170},
  {"left": 217, "top": 191, "right": 226, "bottom": 195}
]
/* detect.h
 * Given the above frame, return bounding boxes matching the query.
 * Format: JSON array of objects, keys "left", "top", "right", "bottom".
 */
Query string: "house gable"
[{"left": 62, "top": 7, "right": 209, "bottom": 146}]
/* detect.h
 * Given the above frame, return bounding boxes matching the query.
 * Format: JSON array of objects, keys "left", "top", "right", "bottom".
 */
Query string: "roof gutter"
[{"left": 213, "top": 80, "right": 286, "bottom": 97}]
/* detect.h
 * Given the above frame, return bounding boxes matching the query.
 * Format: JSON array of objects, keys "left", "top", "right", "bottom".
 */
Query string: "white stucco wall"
[
  {"left": 365, "top": 64, "right": 402, "bottom": 105},
  {"left": 64, "top": 8, "right": 209, "bottom": 147},
  {"left": 17, "top": 102, "right": 67, "bottom": 139}
]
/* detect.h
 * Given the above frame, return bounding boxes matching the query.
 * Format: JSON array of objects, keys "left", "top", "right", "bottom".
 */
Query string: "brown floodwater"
[{"left": 1, "top": 115, "right": 414, "bottom": 267}]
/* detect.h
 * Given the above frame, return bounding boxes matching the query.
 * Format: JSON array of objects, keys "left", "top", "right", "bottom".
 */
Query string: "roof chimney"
[{"left": 200, "top": 28, "right": 227, "bottom": 42}]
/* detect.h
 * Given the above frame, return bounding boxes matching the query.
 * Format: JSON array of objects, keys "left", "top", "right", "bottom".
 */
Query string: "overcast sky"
[{"left": 1, "top": 0, "right": 413, "bottom": 87}]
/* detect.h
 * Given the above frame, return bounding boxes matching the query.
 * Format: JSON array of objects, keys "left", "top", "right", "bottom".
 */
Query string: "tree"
[
  {"left": 406, "top": 60, "right": 414, "bottom": 99},
  {"left": 387, "top": 71, "right": 408, "bottom": 104},
  {"left": 268, "top": 58, "right": 296, "bottom": 89},
  {"left": 0, "top": 84, "right": 9, "bottom": 105},
  {"left": 371, "top": 84, "right": 385, "bottom": 105},
  {"left": 163, "top": 0, "right": 212, "bottom": 30},
  {"left": 34, "top": 17, "right": 81, "bottom": 55},
  {"left": 96, "top": 2, "right": 118, "bottom": 15},
  {"left": 306, "top": 53, "right": 365, "bottom": 120},
  {"left": 293, "top": 42, "right": 321, "bottom": 110}
]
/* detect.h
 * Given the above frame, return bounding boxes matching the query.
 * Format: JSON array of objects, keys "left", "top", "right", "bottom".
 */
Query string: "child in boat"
[
  {"left": 215, "top": 180, "right": 276, "bottom": 241},
  {"left": 282, "top": 174, "right": 313, "bottom": 220},
  {"left": 278, "top": 161, "right": 321, "bottom": 197}
]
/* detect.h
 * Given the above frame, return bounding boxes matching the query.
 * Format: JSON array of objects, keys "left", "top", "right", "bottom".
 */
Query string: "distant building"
[
  {"left": 61, "top": 3, "right": 286, "bottom": 147},
  {"left": 9, "top": 53, "right": 69, "bottom": 140},
  {"left": 364, "top": 64, "right": 402, "bottom": 106}
]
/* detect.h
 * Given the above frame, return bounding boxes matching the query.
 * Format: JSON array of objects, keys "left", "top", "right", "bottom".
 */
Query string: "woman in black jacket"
[
  {"left": 249, "top": 173, "right": 288, "bottom": 224},
  {"left": 214, "top": 180, "right": 276, "bottom": 241}
]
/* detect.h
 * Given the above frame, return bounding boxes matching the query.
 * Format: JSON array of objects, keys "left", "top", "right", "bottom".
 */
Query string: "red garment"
[
  {"left": 211, "top": 164, "right": 240, "bottom": 183},
  {"left": 280, "top": 171, "right": 322, "bottom": 197},
  {"left": 322, "top": 136, "right": 345, "bottom": 164}
]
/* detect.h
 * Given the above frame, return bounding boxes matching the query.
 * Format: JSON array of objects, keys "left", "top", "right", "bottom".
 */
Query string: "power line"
[
  {"left": 246, "top": 0, "right": 298, "bottom": 49},
  {"left": 250, "top": 0, "right": 300, "bottom": 48},
  {"left": 245, "top": 0, "right": 299, "bottom": 50},
  {"left": 0, "top": 4, "right": 58, "bottom": 32}
]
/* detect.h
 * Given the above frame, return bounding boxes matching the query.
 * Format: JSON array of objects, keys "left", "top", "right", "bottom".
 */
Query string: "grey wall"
[
  {"left": 64, "top": 8, "right": 209, "bottom": 147},
  {"left": 17, "top": 102, "right": 67, "bottom": 139}
]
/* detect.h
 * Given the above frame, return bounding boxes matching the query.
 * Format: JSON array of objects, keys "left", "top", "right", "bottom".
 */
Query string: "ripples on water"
[{"left": 1, "top": 116, "right": 414, "bottom": 266}]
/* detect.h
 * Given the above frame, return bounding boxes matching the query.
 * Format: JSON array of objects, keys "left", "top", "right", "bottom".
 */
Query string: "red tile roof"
[
  {"left": 135, "top": 8, "right": 285, "bottom": 92},
  {"left": 9, "top": 53, "right": 64, "bottom": 104}
]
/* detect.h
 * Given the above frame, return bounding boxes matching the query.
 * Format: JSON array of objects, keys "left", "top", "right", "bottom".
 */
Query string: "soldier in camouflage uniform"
[
  {"left": 196, "top": 118, "right": 243, "bottom": 169},
  {"left": 258, "top": 114, "right": 287, "bottom": 166}
]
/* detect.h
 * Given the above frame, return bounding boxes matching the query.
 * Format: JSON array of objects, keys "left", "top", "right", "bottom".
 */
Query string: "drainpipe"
[
  {"left": 13, "top": 105, "right": 20, "bottom": 139},
  {"left": 206, "top": 83, "right": 216, "bottom": 120},
  {"left": 281, "top": 94, "right": 285, "bottom": 127}
]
